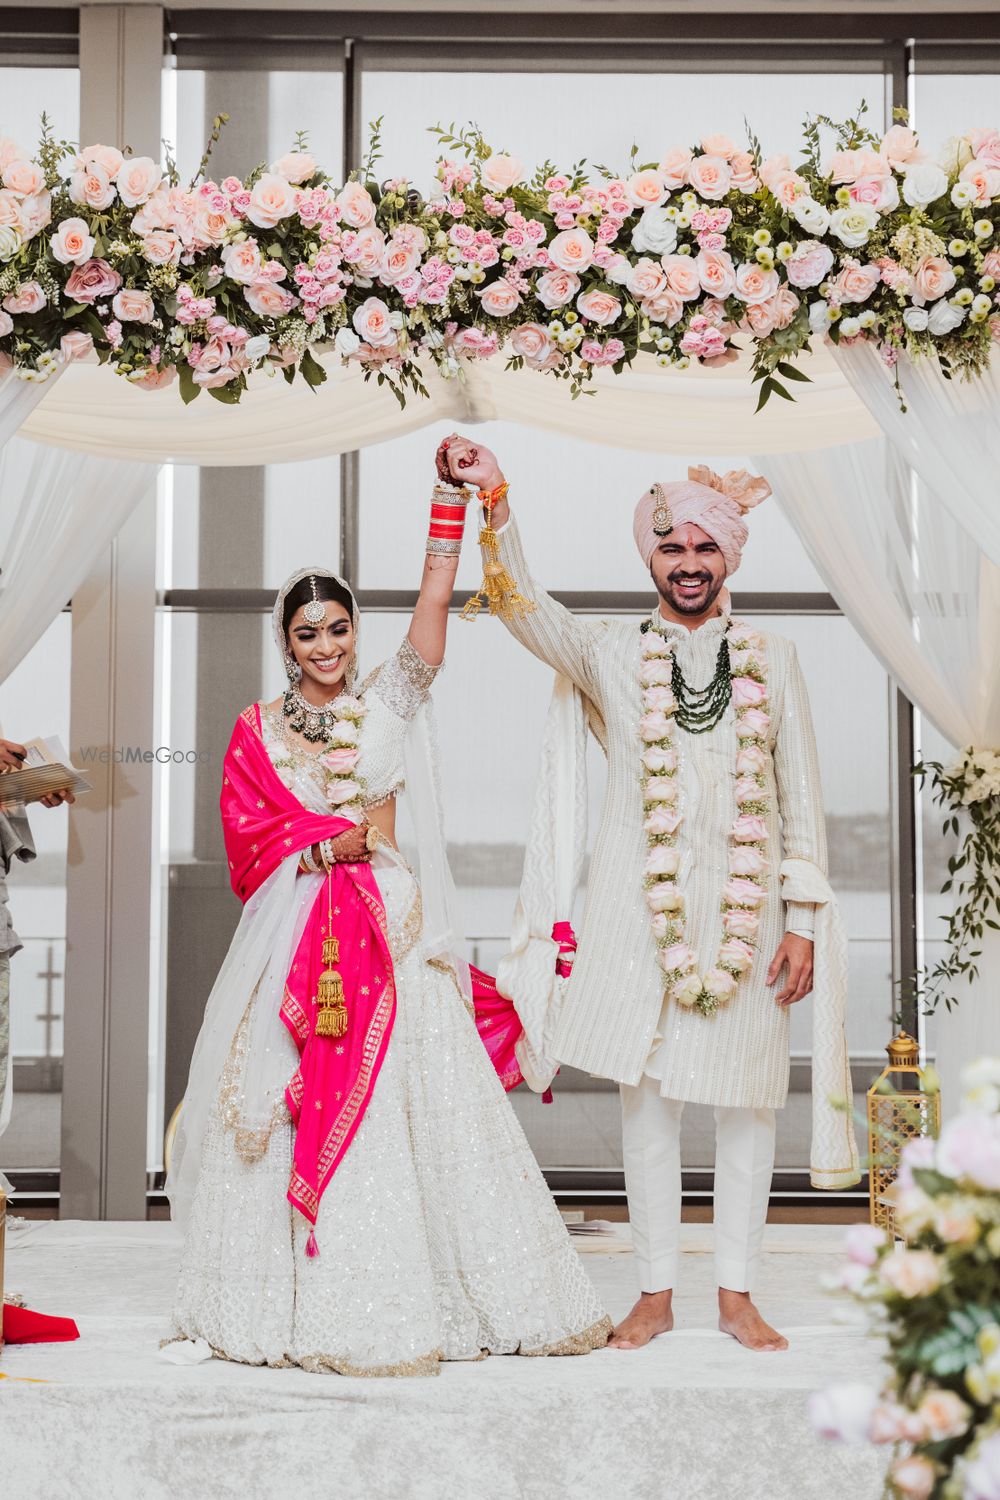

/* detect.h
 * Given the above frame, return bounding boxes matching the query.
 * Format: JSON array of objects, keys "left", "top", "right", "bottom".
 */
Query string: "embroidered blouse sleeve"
[
  {"left": 369, "top": 637, "right": 440, "bottom": 723},
  {"left": 773, "top": 642, "right": 828, "bottom": 934}
]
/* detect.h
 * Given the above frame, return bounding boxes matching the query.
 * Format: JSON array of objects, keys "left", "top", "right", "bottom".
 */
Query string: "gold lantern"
[{"left": 867, "top": 1032, "right": 941, "bottom": 1238}]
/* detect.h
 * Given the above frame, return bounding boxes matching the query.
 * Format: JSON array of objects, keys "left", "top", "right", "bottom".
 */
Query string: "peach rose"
[
  {"left": 270, "top": 151, "right": 317, "bottom": 184},
  {"left": 380, "top": 239, "right": 421, "bottom": 285},
  {"left": 626, "top": 170, "right": 668, "bottom": 208},
  {"left": 344, "top": 225, "right": 386, "bottom": 277},
  {"left": 535, "top": 268, "right": 581, "bottom": 309},
  {"left": 879, "top": 1248, "right": 941, "bottom": 1299},
  {"left": 78, "top": 143, "right": 124, "bottom": 178},
  {"left": 771, "top": 172, "right": 809, "bottom": 209},
  {"left": 644, "top": 289, "right": 685, "bottom": 327},
  {"left": 244, "top": 280, "right": 298, "bottom": 318},
  {"left": 831, "top": 262, "right": 881, "bottom": 304},
  {"left": 352, "top": 295, "right": 398, "bottom": 348},
  {"left": 59, "top": 330, "right": 95, "bottom": 362},
  {"left": 245, "top": 171, "right": 296, "bottom": 229},
  {"left": 50, "top": 217, "right": 95, "bottom": 266},
  {"left": 696, "top": 248, "right": 737, "bottom": 298},
  {"left": 913, "top": 255, "right": 956, "bottom": 303},
  {"left": 0, "top": 136, "right": 27, "bottom": 172},
  {"left": 192, "top": 205, "right": 234, "bottom": 248},
  {"left": 69, "top": 163, "right": 116, "bottom": 211},
  {"left": 142, "top": 229, "right": 182, "bottom": 267},
  {"left": 0, "top": 189, "right": 20, "bottom": 228},
  {"left": 335, "top": 179, "right": 376, "bottom": 228},
  {"left": 2, "top": 158, "right": 45, "bottom": 197},
  {"left": 19, "top": 188, "right": 52, "bottom": 235},
  {"left": 112, "top": 287, "right": 155, "bottom": 323},
  {"left": 916, "top": 1390, "right": 971, "bottom": 1442},
  {"left": 222, "top": 239, "right": 263, "bottom": 284},
  {"left": 481, "top": 153, "right": 525, "bottom": 193},
  {"left": 509, "top": 322, "right": 552, "bottom": 363},
  {"left": 626, "top": 256, "right": 668, "bottom": 301},
  {"left": 477, "top": 279, "right": 522, "bottom": 318},
  {"left": 729, "top": 151, "right": 760, "bottom": 194},
  {"left": 888, "top": 1456, "right": 935, "bottom": 1500},
  {"left": 759, "top": 154, "right": 791, "bottom": 189},
  {"left": 687, "top": 155, "right": 732, "bottom": 202},
  {"left": 661, "top": 254, "right": 702, "bottom": 301},
  {"left": 547, "top": 227, "right": 595, "bottom": 272},
  {"left": 734, "top": 262, "right": 780, "bottom": 305},
  {"left": 639, "top": 658, "right": 673, "bottom": 687},
  {"left": 959, "top": 159, "right": 1000, "bottom": 204},
  {"left": 879, "top": 125, "right": 924, "bottom": 171},
  {"left": 657, "top": 147, "right": 691, "bottom": 189},
  {"left": 700, "top": 134, "right": 737, "bottom": 161},
  {"left": 0, "top": 309, "right": 12, "bottom": 336},
  {"left": 117, "top": 156, "right": 162, "bottom": 208},
  {"left": 576, "top": 288, "right": 622, "bottom": 325},
  {"left": 64, "top": 258, "right": 121, "bottom": 303},
  {"left": 2, "top": 280, "right": 45, "bottom": 315}
]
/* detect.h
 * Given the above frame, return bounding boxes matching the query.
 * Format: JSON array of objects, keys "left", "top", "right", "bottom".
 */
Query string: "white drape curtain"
[
  {"left": 760, "top": 437, "right": 1000, "bottom": 1115},
  {"left": 833, "top": 341, "right": 1000, "bottom": 573},
  {"left": 0, "top": 436, "right": 158, "bottom": 681},
  {"left": 0, "top": 363, "right": 63, "bottom": 452}
]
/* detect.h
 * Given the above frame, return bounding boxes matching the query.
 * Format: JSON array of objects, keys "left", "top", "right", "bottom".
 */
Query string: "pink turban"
[{"left": 633, "top": 465, "right": 772, "bottom": 576}]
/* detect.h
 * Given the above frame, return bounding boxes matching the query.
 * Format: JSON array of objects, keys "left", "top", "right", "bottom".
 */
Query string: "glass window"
[
  {"left": 911, "top": 70, "right": 1000, "bottom": 156},
  {"left": 0, "top": 66, "right": 80, "bottom": 142},
  {"left": 2, "top": 612, "right": 72, "bottom": 1176},
  {"left": 914, "top": 714, "right": 961, "bottom": 1069}
]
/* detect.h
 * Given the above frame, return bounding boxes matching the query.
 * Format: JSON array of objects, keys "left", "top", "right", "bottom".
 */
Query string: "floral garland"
[
  {"left": 269, "top": 693, "right": 368, "bottom": 812},
  {"left": 0, "top": 105, "right": 998, "bottom": 406},
  {"left": 907, "top": 747, "right": 1000, "bottom": 1017},
  {"left": 640, "top": 619, "right": 771, "bottom": 1017},
  {"left": 812, "top": 1057, "right": 1000, "bottom": 1500}
]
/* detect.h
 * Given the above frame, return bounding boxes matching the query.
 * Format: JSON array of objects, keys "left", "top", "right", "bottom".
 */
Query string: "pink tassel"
[
  {"left": 542, "top": 1088, "right": 554, "bottom": 1105},
  {"left": 305, "top": 1229, "right": 319, "bottom": 1258}
]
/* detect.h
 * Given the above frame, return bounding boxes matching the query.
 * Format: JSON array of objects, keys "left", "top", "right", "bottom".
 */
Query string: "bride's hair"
[{"left": 281, "top": 574, "right": 356, "bottom": 639}]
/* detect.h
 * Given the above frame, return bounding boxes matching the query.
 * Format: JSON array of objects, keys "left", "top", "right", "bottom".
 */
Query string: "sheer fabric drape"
[{"left": 760, "top": 437, "right": 1000, "bottom": 1115}]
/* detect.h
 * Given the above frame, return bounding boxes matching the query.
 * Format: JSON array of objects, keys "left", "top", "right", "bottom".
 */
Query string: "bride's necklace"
[{"left": 282, "top": 683, "right": 345, "bottom": 743}]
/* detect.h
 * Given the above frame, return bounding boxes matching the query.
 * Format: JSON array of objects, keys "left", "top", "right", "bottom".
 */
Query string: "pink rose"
[
  {"left": 640, "top": 710, "right": 672, "bottom": 742},
  {"left": 576, "top": 288, "right": 622, "bottom": 326},
  {"left": 827, "top": 149, "right": 868, "bottom": 185},
  {"left": 658, "top": 147, "right": 692, "bottom": 190},
  {"left": 64, "top": 258, "right": 121, "bottom": 304},
  {"left": 477, "top": 279, "right": 522, "bottom": 318},
  {"left": 320, "top": 747, "right": 360, "bottom": 774},
  {"left": 112, "top": 287, "right": 155, "bottom": 323},
  {"left": 117, "top": 155, "right": 162, "bottom": 208},
  {"left": 244, "top": 280, "right": 298, "bottom": 318},
  {"left": 879, "top": 125, "right": 924, "bottom": 171},
  {"left": 723, "top": 909, "right": 759, "bottom": 939},
  {"left": 2, "top": 280, "right": 46, "bottom": 315},
  {"left": 78, "top": 143, "right": 124, "bottom": 178},
  {"left": 626, "top": 170, "right": 668, "bottom": 208},
  {"left": 687, "top": 155, "right": 732, "bottom": 202},
  {"left": 643, "top": 685, "right": 677, "bottom": 713},
  {"left": 732, "top": 675, "right": 768, "bottom": 708},
  {"left": 352, "top": 295, "right": 397, "bottom": 348},
  {"left": 736, "top": 743, "right": 767, "bottom": 775},
  {"left": 142, "top": 229, "right": 182, "bottom": 266},
  {"left": 0, "top": 309, "right": 13, "bottom": 337},
  {"left": 913, "top": 255, "right": 956, "bottom": 303},
  {"left": 481, "top": 153, "right": 525, "bottom": 193},
  {"left": 660, "top": 254, "right": 702, "bottom": 301},
  {"left": 729, "top": 847, "right": 768, "bottom": 877},
  {"left": 13, "top": 189, "right": 50, "bottom": 238},
  {"left": 246, "top": 171, "right": 296, "bottom": 229},
  {"left": 644, "top": 807, "right": 681, "bottom": 837},
  {"left": 936, "top": 1111, "right": 1000, "bottom": 1189},
  {"left": 644, "top": 290, "right": 685, "bottom": 327},
  {"left": 878, "top": 1248, "right": 942, "bottom": 1298},
  {"left": 831, "top": 262, "right": 882, "bottom": 304},
  {"left": 729, "top": 152, "right": 760, "bottom": 194},
  {"left": 696, "top": 248, "right": 737, "bottom": 298},
  {"left": 772, "top": 287, "right": 800, "bottom": 329},
  {"left": 734, "top": 262, "right": 780, "bottom": 305},
  {"left": 718, "top": 937, "right": 755, "bottom": 973},
  {"left": 380, "top": 239, "right": 421, "bottom": 285},
  {"left": 849, "top": 175, "right": 898, "bottom": 213},
  {"left": 642, "top": 745, "right": 677, "bottom": 773},
  {"left": 344, "top": 225, "right": 386, "bottom": 277},
  {"left": 547, "top": 227, "right": 595, "bottom": 273},
  {"left": 335, "top": 179, "right": 377, "bottom": 229},
  {"left": 271, "top": 151, "right": 317, "bottom": 184},
  {"left": 771, "top": 171, "right": 809, "bottom": 209},
  {"left": 662, "top": 942, "right": 697, "bottom": 972},
  {"left": 639, "top": 657, "right": 673, "bottom": 687},
  {"left": 627, "top": 256, "right": 668, "bottom": 301},
  {"left": 69, "top": 163, "right": 116, "bottom": 211},
  {"left": 723, "top": 877, "right": 766, "bottom": 908},
  {"left": 759, "top": 154, "right": 791, "bottom": 188},
  {"left": 59, "top": 330, "right": 95, "bottom": 362},
  {"left": 740, "top": 707, "right": 771, "bottom": 738},
  {"left": 509, "top": 322, "right": 553, "bottom": 364},
  {"left": 535, "top": 268, "right": 581, "bottom": 309},
  {"left": 700, "top": 134, "right": 737, "bottom": 161},
  {"left": 645, "top": 846, "right": 680, "bottom": 877},
  {"left": 49, "top": 217, "right": 95, "bottom": 265},
  {"left": 731, "top": 813, "right": 768, "bottom": 843},
  {"left": 2, "top": 158, "right": 45, "bottom": 197},
  {"left": 959, "top": 159, "right": 1000, "bottom": 204},
  {"left": 786, "top": 240, "right": 834, "bottom": 289}
]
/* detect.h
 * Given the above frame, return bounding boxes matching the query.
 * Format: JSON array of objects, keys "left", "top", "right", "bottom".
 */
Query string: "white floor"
[{"left": 2, "top": 1219, "right": 888, "bottom": 1500}]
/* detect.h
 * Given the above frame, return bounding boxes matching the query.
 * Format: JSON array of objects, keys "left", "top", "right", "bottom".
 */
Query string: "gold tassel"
[
  {"left": 461, "top": 482, "right": 536, "bottom": 623},
  {"left": 314, "top": 935, "right": 348, "bottom": 1039}
]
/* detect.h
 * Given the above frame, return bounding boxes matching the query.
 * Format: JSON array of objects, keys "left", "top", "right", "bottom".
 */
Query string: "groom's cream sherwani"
[{"left": 493, "top": 515, "right": 859, "bottom": 1195}]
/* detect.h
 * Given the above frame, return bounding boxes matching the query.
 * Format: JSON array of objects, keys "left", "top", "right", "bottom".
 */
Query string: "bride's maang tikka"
[{"left": 301, "top": 575, "right": 327, "bottom": 626}]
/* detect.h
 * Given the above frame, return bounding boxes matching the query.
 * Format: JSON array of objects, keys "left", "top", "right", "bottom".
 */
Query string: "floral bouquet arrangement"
[
  {"left": 0, "top": 103, "right": 998, "bottom": 405},
  {"left": 811, "top": 1057, "right": 1000, "bottom": 1498}
]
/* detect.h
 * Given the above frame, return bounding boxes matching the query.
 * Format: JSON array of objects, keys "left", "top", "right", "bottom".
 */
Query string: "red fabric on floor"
[{"left": 3, "top": 1303, "right": 80, "bottom": 1344}]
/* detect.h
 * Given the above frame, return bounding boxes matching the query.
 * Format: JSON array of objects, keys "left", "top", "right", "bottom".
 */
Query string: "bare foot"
[
  {"left": 608, "top": 1291, "right": 674, "bottom": 1349},
  {"left": 718, "top": 1289, "right": 788, "bottom": 1351}
]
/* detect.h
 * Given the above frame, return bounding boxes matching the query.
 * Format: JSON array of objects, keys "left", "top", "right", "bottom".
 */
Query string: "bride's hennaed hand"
[
  {"left": 328, "top": 825, "right": 372, "bottom": 865},
  {"left": 440, "top": 433, "right": 505, "bottom": 492}
]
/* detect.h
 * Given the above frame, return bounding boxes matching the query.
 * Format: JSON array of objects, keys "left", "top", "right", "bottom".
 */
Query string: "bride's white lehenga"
[{"left": 170, "top": 637, "right": 611, "bottom": 1375}]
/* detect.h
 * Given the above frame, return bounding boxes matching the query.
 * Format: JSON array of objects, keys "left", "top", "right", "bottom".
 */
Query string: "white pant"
[{"left": 620, "top": 1074, "right": 776, "bottom": 1294}]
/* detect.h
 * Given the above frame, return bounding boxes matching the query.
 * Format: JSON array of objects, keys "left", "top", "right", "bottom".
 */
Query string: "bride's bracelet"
[{"left": 427, "top": 482, "right": 471, "bottom": 557}]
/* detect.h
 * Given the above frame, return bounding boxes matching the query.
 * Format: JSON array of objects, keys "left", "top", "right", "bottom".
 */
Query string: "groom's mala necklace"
[{"left": 641, "top": 621, "right": 733, "bottom": 734}]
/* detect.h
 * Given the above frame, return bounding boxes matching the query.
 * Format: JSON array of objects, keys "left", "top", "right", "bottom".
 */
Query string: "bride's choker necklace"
[{"left": 282, "top": 682, "right": 344, "bottom": 743}]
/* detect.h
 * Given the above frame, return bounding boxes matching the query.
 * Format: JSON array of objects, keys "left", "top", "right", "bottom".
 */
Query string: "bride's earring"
[{"left": 283, "top": 648, "right": 301, "bottom": 684}]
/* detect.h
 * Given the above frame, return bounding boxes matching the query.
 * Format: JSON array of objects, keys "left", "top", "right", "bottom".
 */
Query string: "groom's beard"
[{"left": 657, "top": 570, "right": 727, "bottom": 616}]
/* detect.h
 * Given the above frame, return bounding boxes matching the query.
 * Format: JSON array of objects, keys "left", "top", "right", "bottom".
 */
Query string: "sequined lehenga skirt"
[{"left": 170, "top": 863, "right": 611, "bottom": 1375}]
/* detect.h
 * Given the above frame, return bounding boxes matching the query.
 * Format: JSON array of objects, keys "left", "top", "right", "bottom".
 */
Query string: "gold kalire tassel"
[
  {"left": 315, "top": 935, "right": 348, "bottom": 1039},
  {"left": 461, "top": 481, "right": 536, "bottom": 623}
]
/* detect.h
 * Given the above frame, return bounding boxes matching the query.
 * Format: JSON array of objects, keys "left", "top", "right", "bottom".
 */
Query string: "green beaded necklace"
[{"left": 641, "top": 620, "right": 733, "bottom": 735}]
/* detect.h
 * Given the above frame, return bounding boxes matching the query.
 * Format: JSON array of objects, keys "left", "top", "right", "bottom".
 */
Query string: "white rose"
[
  {"left": 951, "top": 181, "right": 977, "bottom": 209},
  {"left": 828, "top": 203, "right": 879, "bottom": 248},
  {"left": 902, "top": 163, "right": 949, "bottom": 208},
  {"left": 808, "top": 299, "right": 830, "bottom": 335},
  {"left": 605, "top": 255, "right": 632, "bottom": 286},
  {"left": 631, "top": 206, "right": 678, "bottom": 256},
  {"left": 244, "top": 334, "right": 270, "bottom": 363},
  {"left": 791, "top": 198, "right": 831, "bottom": 235},
  {"left": 335, "top": 327, "right": 361, "bottom": 356},
  {"left": 672, "top": 973, "right": 703, "bottom": 1008},
  {"left": 903, "top": 306, "right": 929, "bottom": 331},
  {"left": 927, "top": 300, "right": 966, "bottom": 335},
  {"left": 0, "top": 222, "right": 22, "bottom": 262},
  {"left": 839, "top": 316, "right": 861, "bottom": 337},
  {"left": 329, "top": 719, "right": 359, "bottom": 746}
]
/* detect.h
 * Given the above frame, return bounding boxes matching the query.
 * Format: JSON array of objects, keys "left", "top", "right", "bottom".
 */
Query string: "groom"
[{"left": 442, "top": 434, "right": 858, "bottom": 1352}]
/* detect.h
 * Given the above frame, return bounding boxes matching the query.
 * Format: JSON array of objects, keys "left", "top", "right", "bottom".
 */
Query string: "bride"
[{"left": 167, "top": 449, "right": 611, "bottom": 1375}]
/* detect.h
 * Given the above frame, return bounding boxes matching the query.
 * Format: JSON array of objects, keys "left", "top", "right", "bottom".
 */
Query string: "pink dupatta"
[{"left": 222, "top": 706, "right": 396, "bottom": 1241}]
